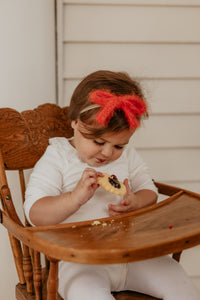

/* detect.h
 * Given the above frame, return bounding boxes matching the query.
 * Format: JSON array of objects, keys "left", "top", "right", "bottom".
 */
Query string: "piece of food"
[{"left": 97, "top": 173, "right": 126, "bottom": 196}]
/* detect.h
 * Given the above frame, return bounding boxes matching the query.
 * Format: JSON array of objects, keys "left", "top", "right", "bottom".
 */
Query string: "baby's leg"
[
  {"left": 124, "top": 256, "right": 199, "bottom": 300},
  {"left": 59, "top": 263, "right": 115, "bottom": 300}
]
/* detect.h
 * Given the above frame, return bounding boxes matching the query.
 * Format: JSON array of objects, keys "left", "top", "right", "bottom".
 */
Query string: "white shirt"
[{"left": 24, "top": 137, "right": 157, "bottom": 224}]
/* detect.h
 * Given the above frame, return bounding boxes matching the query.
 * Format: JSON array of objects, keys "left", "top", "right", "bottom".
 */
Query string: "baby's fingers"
[
  {"left": 82, "top": 168, "right": 97, "bottom": 179},
  {"left": 108, "top": 203, "right": 130, "bottom": 216},
  {"left": 121, "top": 179, "right": 132, "bottom": 205},
  {"left": 123, "top": 178, "right": 132, "bottom": 194}
]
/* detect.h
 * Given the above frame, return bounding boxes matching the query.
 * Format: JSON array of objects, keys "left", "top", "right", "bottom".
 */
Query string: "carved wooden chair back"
[
  {"left": 0, "top": 104, "right": 73, "bottom": 299},
  {"left": 0, "top": 103, "right": 180, "bottom": 300}
]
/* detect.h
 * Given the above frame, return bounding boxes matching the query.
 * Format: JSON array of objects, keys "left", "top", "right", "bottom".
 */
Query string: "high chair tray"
[{"left": 3, "top": 189, "right": 200, "bottom": 264}]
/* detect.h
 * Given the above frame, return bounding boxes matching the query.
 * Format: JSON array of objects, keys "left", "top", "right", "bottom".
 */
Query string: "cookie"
[{"left": 97, "top": 173, "right": 126, "bottom": 196}]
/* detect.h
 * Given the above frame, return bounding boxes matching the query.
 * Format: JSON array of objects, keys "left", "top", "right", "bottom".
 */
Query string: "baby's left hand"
[{"left": 108, "top": 179, "right": 140, "bottom": 216}]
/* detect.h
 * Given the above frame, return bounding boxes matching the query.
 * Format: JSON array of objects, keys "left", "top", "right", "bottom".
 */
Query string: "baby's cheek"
[{"left": 112, "top": 151, "right": 123, "bottom": 161}]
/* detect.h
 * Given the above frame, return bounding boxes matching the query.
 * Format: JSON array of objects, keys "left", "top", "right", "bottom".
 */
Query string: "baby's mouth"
[{"left": 97, "top": 158, "right": 106, "bottom": 163}]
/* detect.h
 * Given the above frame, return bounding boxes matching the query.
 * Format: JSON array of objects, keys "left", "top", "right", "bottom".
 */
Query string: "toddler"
[{"left": 24, "top": 70, "right": 199, "bottom": 300}]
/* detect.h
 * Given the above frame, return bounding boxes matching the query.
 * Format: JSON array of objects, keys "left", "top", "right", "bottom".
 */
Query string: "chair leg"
[
  {"left": 172, "top": 251, "right": 182, "bottom": 262},
  {"left": 22, "top": 245, "right": 34, "bottom": 294},
  {"left": 8, "top": 233, "right": 26, "bottom": 284},
  {"left": 33, "top": 251, "right": 42, "bottom": 300},
  {"left": 47, "top": 258, "right": 59, "bottom": 300}
]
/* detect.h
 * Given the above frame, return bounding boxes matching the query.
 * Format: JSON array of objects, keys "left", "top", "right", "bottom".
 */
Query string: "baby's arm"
[
  {"left": 108, "top": 179, "right": 157, "bottom": 217},
  {"left": 29, "top": 168, "right": 101, "bottom": 226}
]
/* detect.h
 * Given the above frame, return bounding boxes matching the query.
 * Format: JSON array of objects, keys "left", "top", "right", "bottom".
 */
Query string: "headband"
[{"left": 82, "top": 89, "right": 147, "bottom": 129}]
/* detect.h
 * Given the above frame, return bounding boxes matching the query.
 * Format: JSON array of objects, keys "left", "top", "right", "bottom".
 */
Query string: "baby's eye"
[
  {"left": 114, "top": 145, "right": 123, "bottom": 150},
  {"left": 94, "top": 140, "right": 105, "bottom": 146}
]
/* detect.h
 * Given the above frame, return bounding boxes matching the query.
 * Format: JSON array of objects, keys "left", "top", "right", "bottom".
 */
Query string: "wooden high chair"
[{"left": 0, "top": 103, "right": 200, "bottom": 300}]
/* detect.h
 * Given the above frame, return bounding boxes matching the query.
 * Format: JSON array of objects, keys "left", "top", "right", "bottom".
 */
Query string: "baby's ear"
[{"left": 71, "top": 120, "right": 78, "bottom": 129}]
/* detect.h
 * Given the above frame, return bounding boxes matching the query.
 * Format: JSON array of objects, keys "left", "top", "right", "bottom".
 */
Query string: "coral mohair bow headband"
[{"left": 88, "top": 89, "right": 147, "bottom": 129}]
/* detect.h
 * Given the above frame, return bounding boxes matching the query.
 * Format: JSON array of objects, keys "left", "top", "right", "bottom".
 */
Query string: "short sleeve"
[{"left": 127, "top": 146, "right": 158, "bottom": 194}]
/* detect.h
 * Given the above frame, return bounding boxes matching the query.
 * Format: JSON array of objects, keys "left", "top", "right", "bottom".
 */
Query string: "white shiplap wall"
[{"left": 56, "top": 0, "right": 200, "bottom": 194}]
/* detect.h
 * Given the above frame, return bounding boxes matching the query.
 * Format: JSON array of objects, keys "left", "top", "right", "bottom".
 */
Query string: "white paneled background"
[
  {"left": 56, "top": 0, "right": 200, "bottom": 293},
  {"left": 57, "top": 0, "right": 200, "bottom": 192}
]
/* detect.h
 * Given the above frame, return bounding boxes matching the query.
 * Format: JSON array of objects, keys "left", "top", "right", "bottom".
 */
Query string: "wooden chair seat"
[
  {"left": 0, "top": 103, "right": 200, "bottom": 300},
  {"left": 16, "top": 285, "right": 161, "bottom": 300},
  {"left": 16, "top": 278, "right": 161, "bottom": 300}
]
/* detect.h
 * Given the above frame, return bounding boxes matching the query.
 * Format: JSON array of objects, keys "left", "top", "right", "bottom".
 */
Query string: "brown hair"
[{"left": 68, "top": 70, "right": 147, "bottom": 137}]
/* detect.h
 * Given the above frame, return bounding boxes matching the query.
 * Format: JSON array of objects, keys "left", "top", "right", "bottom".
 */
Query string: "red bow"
[{"left": 89, "top": 90, "right": 147, "bottom": 128}]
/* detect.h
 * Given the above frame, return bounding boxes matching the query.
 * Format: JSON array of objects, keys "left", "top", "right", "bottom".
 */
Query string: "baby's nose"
[{"left": 101, "top": 145, "right": 113, "bottom": 158}]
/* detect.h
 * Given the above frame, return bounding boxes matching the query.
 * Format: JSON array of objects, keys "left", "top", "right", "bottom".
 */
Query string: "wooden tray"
[{"left": 2, "top": 190, "right": 200, "bottom": 264}]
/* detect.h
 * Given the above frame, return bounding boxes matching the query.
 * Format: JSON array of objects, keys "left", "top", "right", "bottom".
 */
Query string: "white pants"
[{"left": 58, "top": 256, "right": 200, "bottom": 300}]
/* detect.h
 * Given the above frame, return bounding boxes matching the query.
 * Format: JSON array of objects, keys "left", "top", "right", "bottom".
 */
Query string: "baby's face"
[{"left": 70, "top": 120, "right": 134, "bottom": 167}]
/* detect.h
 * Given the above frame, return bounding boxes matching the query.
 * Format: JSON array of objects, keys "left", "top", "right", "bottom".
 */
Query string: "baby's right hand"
[{"left": 71, "top": 168, "right": 102, "bottom": 206}]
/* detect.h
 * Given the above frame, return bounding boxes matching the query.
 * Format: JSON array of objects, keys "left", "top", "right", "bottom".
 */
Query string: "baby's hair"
[{"left": 68, "top": 70, "right": 148, "bottom": 137}]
